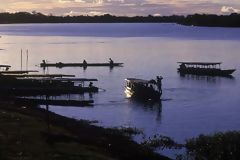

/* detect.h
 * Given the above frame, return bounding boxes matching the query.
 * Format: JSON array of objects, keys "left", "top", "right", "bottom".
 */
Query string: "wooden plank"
[
  {"left": 0, "top": 65, "right": 11, "bottom": 68},
  {"left": 9, "top": 74, "right": 76, "bottom": 78}
]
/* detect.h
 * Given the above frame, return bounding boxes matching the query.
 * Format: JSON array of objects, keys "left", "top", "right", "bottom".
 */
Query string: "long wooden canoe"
[
  {"left": 40, "top": 62, "right": 123, "bottom": 68},
  {"left": 15, "top": 98, "right": 94, "bottom": 107}
]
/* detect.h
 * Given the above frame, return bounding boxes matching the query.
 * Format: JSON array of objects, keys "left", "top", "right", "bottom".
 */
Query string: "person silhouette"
[
  {"left": 83, "top": 59, "right": 87, "bottom": 66},
  {"left": 109, "top": 58, "right": 114, "bottom": 66},
  {"left": 89, "top": 82, "right": 93, "bottom": 88},
  {"left": 180, "top": 63, "right": 186, "bottom": 69},
  {"left": 156, "top": 76, "right": 163, "bottom": 95}
]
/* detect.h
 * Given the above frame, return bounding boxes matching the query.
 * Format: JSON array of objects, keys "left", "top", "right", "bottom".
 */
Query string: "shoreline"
[{"left": 0, "top": 100, "right": 170, "bottom": 160}]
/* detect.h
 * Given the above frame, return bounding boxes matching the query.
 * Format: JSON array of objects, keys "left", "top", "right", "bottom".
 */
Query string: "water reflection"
[
  {"left": 179, "top": 74, "right": 235, "bottom": 83},
  {"left": 128, "top": 98, "right": 163, "bottom": 122},
  {"left": 1, "top": 24, "right": 240, "bottom": 152}
]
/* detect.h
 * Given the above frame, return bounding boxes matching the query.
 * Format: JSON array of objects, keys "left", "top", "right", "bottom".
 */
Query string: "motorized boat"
[
  {"left": 125, "top": 78, "right": 162, "bottom": 101},
  {"left": 177, "top": 62, "right": 235, "bottom": 77}
]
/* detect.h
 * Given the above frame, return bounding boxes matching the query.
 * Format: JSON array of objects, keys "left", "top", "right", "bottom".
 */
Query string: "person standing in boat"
[
  {"left": 180, "top": 63, "right": 186, "bottom": 69},
  {"left": 83, "top": 59, "right": 87, "bottom": 66},
  {"left": 89, "top": 82, "right": 93, "bottom": 88},
  {"left": 109, "top": 58, "right": 114, "bottom": 66},
  {"left": 156, "top": 76, "right": 163, "bottom": 95}
]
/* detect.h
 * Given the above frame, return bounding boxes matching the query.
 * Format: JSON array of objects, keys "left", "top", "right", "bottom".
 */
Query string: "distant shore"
[
  {"left": 0, "top": 100, "right": 169, "bottom": 160},
  {"left": 0, "top": 12, "right": 239, "bottom": 28}
]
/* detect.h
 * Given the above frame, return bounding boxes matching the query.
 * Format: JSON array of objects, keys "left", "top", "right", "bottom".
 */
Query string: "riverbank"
[{"left": 0, "top": 100, "right": 170, "bottom": 160}]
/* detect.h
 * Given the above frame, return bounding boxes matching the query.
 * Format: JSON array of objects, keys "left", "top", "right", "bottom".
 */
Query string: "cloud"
[
  {"left": 221, "top": 6, "right": 240, "bottom": 13},
  {"left": 1, "top": 0, "right": 240, "bottom": 16},
  {"left": 87, "top": 11, "right": 107, "bottom": 15},
  {"left": 64, "top": 10, "right": 106, "bottom": 16},
  {"left": 153, "top": 13, "right": 161, "bottom": 16},
  {"left": 59, "top": 0, "right": 86, "bottom": 3}
]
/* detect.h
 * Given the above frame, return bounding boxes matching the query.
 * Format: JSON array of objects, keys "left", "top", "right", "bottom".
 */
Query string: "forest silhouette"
[{"left": 0, "top": 12, "right": 239, "bottom": 27}]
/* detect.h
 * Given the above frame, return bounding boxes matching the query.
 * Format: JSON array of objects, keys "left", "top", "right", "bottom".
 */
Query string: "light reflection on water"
[{"left": 1, "top": 23, "right": 240, "bottom": 158}]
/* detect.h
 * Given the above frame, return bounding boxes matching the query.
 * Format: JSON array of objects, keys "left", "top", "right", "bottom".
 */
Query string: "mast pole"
[
  {"left": 21, "top": 49, "right": 22, "bottom": 71},
  {"left": 26, "top": 49, "right": 28, "bottom": 71}
]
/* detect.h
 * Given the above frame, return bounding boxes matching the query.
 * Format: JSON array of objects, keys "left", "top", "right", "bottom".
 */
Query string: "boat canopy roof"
[
  {"left": 178, "top": 62, "right": 222, "bottom": 66},
  {"left": 56, "top": 78, "right": 98, "bottom": 82},
  {"left": 125, "top": 78, "right": 155, "bottom": 84},
  {"left": 0, "top": 65, "right": 11, "bottom": 68}
]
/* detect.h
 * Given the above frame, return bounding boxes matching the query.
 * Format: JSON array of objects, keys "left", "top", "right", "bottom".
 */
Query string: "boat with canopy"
[
  {"left": 177, "top": 62, "right": 235, "bottom": 77},
  {"left": 125, "top": 77, "right": 162, "bottom": 101}
]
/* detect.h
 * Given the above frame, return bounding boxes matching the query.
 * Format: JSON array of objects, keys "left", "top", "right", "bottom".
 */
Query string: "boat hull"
[
  {"left": 178, "top": 68, "right": 235, "bottom": 77},
  {"left": 0, "top": 75, "right": 98, "bottom": 96},
  {"left": 125, "top": 86, "right": 161, "bottom": 101}
]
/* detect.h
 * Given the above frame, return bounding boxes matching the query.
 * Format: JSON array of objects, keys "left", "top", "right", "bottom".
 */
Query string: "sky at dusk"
[{"left": 0, "top": 0, "right": 240, "bottom": 16}]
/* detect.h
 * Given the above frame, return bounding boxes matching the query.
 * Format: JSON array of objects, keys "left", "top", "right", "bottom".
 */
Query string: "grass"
[
  {"left": 0, "top": 101, "right": 169, "bottom": 160},
  {"left": 141, "top": 134, "right": 183, "bottom": 150},
  {"left": 0, "top": 108, "right": 115, "bottom": 160}
]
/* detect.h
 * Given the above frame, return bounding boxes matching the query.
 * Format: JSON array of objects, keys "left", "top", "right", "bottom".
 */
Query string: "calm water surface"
[{"left": 1, "top": 23, "right": 240, "bottom": 157}]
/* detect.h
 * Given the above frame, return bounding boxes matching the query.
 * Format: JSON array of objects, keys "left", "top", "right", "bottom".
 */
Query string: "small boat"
[
  {"left": 40, "top": 61, "right": 123, "bottom": 68},
  {"left": 125, "top": 78, "right": 162, "bottom": 101},
  {"left": 177, "top": 62, "right": 235, "bottom": 77}
]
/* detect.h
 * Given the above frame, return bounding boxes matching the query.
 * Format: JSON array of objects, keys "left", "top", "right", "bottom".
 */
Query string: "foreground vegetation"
[
  {"left": 142, "top": 131, "right": 240, "bottom": 160},
  {"left": 1, "top": 98, "right": 240, "bottom": 160},
  {"left": 0, "top": 12, "right": 239, "bottom": 27},
  {"left": 184, "top": 131, "right": 240, "bottom": 160},
  {"left": 0, "top": 100, "right": 169, "bottom": 160}
]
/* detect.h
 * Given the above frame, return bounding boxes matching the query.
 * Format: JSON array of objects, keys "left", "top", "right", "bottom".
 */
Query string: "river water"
[{"left": 0, "top": 23, "right": 240, "bottom": 157}]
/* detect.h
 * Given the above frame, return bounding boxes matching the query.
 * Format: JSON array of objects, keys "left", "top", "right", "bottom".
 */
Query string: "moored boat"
[
  {"left": 0, "top": 74, "right": 98, "bottom": 96},
  {"left": 177, "top": 62, "right": 235, "bottom": 77}
]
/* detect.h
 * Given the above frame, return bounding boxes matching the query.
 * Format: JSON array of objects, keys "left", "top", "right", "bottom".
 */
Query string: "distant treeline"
[{"left": 0, "top": 12, "right": 240, "bottom": 27}]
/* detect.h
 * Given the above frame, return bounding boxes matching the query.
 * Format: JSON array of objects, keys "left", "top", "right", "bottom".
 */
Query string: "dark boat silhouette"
[{"left": 177, "top": 62, "right": 235, "bottom": 77}]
